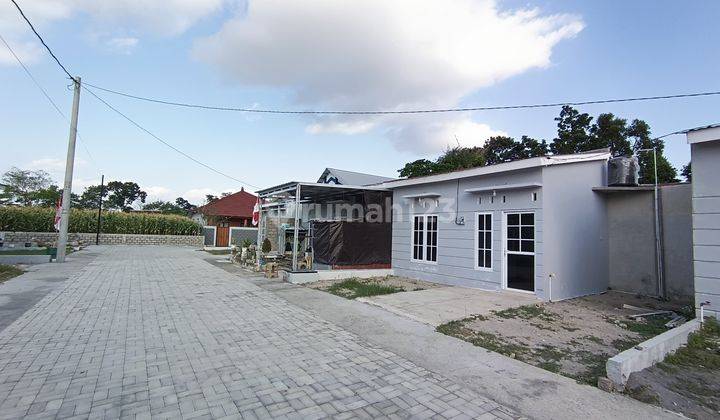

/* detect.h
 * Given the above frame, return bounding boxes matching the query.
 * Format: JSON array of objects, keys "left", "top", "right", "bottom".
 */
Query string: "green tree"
[
  {"left": 514, "top": 136, "right": 549, "bottom": 160},
  {"left": 550, "top": 105, "right": 594, "bottom": 155},
  {"left": 77, "top": 185, "right": 107, "bottom": 209},
  {"left": 482, "top": 136, "right": 517, "bottom": 165},
  {"left": 105, "top": 181, "right": 147, "bottom": 211},
  {"left": 175, "top": 197, "right": 196, "bottom": 212},
  {"left": 590, "top": 113, "right": 632, "bottom": 156},
  {"left": 434, "top": 146, "right": 485, "bottom": 173},
  {"left": 143, "top": 200, "right": 187, "bottom": 215},
  {"left": 681, "top": 163, "right": 691, "bottom": 182},
  {"left": 627, "top": 120, "right": 678, "bottom": 184},
  {"left": 205, "top": 194, "right": 219, "bottom": 204},
  {"left": 398, "top": 159, "right": 438, "bottom": 178},
  {"left": 0, "top": 167, "right": 53, "bottom": 205}
]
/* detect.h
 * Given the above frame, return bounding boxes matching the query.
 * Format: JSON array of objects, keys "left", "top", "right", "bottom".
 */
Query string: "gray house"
[
  {"left": 382, "top": 151, "right": 611, "bottom": 301},
  {"left": 685, "top": 124, "right": 720, "bottom": 319}
]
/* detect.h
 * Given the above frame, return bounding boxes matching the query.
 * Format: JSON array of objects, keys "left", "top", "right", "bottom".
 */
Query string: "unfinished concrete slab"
[{"left": 357, "top": 285, "right": 540, "bottom": 326}]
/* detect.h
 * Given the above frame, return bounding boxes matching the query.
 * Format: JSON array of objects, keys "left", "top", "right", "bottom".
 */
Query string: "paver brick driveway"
[{"left": 0, "top": 247, "right": 518, "bottom": 419}]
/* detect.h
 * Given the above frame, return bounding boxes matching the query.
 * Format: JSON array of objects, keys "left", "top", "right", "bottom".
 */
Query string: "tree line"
[
  {"left": 0, "top": 168, "right": 199, "bottom": 215},
  {"left": 399, "top": 106, "right": 691, "bottom": 184}
]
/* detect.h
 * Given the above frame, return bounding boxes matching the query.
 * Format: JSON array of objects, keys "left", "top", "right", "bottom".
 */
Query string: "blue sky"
[{"left": 1, "top": 0, "right": 718, "bottom": 204}]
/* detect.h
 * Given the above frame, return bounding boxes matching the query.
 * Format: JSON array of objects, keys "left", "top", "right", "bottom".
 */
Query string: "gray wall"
[
  {"left": 692, "top": 141, "right": 720, "bottom": 318},
  {"left": 542, "top": 161, "right": 609, "bottom": 300},
  {"left": 390, "top": 160, "right": 610, "bottom": 302},
  {"left": 1, "top": 231, "right": 203, "bottom": 247},
  {"left": 230, "top": 227, "right": 258, "bottom": 246},
  {"left": 662, "top": 184, "right": 694, "bottom": 299},
  {"left": 391, "top": 168, "right": 545, "bottom": 294},
  {"left": 604, "top": 184, "right": 693, "bottom": 300}
]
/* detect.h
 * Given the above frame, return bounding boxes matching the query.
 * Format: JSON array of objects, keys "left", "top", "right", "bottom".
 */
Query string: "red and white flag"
[
  {"left": 252, "top": 197, "right": 261, "bottom": 226},
  {"left": 54, "top": 199, "right": 62, "bottom": 231}
]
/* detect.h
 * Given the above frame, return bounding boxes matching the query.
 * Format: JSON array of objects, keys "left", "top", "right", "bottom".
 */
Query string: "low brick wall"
[{"left": 1, "top": 231, "right": 203, "bottom": 247}]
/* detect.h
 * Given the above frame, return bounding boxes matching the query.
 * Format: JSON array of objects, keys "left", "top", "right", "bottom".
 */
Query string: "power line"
[
  {"left": 8, "top": 0, "right": 254, "bottom": 189},
  {"left": 82, "top": 85, "right": 258, "bottom": 189},
  {"left": 10, "top": 0, "right": 720, "bottom": 116},
  {"left": 0, "top": 32, "right": 99, "bottom": 172},
  {"left": 9, "top": 0, "right": 76, "bottom": 83},
  {"left": 84, "top": 81, "right": 720, "bottom": 116}
]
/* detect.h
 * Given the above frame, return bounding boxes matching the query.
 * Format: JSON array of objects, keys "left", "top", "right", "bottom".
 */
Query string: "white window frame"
[
  {"left": 410, "top": 214, "right": 438, "bottom": 264},
  {"left": 501, "top": 211, "right": 537, "bottom": 293},
  {"left": 475, "top": 212, "right": 493, "bottom": 271}
]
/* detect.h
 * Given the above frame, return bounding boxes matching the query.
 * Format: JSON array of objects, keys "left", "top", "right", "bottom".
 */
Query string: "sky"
[{"left": 1, "top": 0, "right": 718, "bottom": 205}]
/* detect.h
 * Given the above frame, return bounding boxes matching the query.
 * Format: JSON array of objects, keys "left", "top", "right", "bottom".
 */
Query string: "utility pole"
[
  {"left": 96, "top": 174, "right": 104, "bottom": 245},
  {"left": 56, "top": 76, "right": 81, "bottom": 263}
]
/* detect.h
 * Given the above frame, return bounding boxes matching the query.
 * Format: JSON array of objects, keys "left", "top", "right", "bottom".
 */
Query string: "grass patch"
[
  {"left": 612, "top": 337, "right": 640, "bottom": 352},
  {"left": 0, "top": 264, "right": 23, "bottom": 282},
  {"left": 664, "top": 318, "right": 720, "bottom": 370},
  {"left": 493, "top": 304, "right": 559, "bottom": 322},
  {"left": 571, "top": 350, "right": 612, "bottom": 385},
  {"left": 326, "top": 278, "right": 403, "bottom": 300},
  {"left": 627, "top": 384, "right": 661, "bottom": 405}
]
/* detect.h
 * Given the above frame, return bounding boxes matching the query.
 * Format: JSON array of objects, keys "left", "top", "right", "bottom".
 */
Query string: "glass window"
[
  {"left": 412, "top": 215, "right": 437, "bottom": 263},
  {"left": 477, "top": 213, "right": 492, "bottom": 269}
]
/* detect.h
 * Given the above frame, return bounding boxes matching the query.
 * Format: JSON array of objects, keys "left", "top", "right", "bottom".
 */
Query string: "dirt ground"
[
  {"left": 437, "top": 291, "right": 692, "bottom": 385},
  {"left": 625, "top": 319, "right": 720, "bottom": 420},
  {"left": 305, "top": 275, "right": 442, "bottom": 293}
]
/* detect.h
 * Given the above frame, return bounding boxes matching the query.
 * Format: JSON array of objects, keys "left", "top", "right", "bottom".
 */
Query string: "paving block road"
[{"left": 0, "top": 246, "right": 521, "bottom": 419}]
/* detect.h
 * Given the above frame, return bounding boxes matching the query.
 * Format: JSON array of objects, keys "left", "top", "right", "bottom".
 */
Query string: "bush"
[
  {"left": 261, "top": 237, "right": 272, "bottom": 253},
  {"left": 0, "top": 206, "right": 202, "bottom": 235}
]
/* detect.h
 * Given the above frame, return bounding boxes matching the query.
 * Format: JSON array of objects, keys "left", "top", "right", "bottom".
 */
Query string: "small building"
[
  {"left": 317, "top": 167, "right": 395, "bottom": 186},
  {"left": 195, "top": 188, "right": 258, "bottom": 247},
  {"left": 685, "top": 124, "right": 720, "bottom": 319},
  {"left": 255, "top": 169, "right": 394, "bottom": 280},
  {"left": 382, "top": 151, "right": 611, "bottom": 301}
]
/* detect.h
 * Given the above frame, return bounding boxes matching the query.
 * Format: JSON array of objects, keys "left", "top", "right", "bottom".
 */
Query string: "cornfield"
[{"left": 0, "top": 206, "right": 202, "bottom": 235}]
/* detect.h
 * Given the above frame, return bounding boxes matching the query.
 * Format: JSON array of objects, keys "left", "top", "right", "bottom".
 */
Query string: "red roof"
[{"left": 199, "top": 189, "right": 256, "bottom": 218}]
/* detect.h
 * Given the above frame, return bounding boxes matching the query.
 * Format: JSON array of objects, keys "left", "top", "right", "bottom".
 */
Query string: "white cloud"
[
  {"left": 386, "top": 116, "right": 507, "bottom": 153},
  {"left": 193, "top": 0, "right": 583, "bottom": 153},
  {"left": 183, "top": 187, "right": 235, "bottom": 205},
  {"left": 144, "top": 186, "right": 173, "bottom": 201},
  {"left": 0, "top": 0, "right": 234, "bottom": 66},
  {"left": 26, "top": 157, "right": 87, "bottom": 173},
  {"left": 106, "top": 36, "right": 139, "bottom": 55}
]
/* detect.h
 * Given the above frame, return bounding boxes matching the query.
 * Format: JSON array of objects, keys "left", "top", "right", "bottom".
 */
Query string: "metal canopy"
[
  {"left": 464, "top": 182, "right": 542, "bottom": 194},
  {"left": 402, "top": 192, "right": 441, "bottom": 199},
  {"left": 258, "top": 182, "right": 390, "bottom": 202},
  {"left": 255, "top": 181, "right": 392, "bottom": 272}
]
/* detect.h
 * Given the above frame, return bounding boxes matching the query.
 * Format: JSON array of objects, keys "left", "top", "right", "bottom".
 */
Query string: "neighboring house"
[
  {"left": 381, "top": 151, "right": 611, "bottom": 302},
  {"left": 318, "top": 167, "right": 395, "bottom": 186},
  {"left": 685, "top": 124, "right": 720, "bottom": 319},
  {"left": 196, "top": 188, "right": 257, "bottom": 247}
]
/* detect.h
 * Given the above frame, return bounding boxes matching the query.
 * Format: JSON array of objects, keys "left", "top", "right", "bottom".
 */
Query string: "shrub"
[
  {"left": 0, "top": 206, "right": 202, "bottom": 235},
  {"left": 261, "top": 237, "right": 272, "bottom": 253}
]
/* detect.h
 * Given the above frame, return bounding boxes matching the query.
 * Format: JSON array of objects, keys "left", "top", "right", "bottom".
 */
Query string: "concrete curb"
[
  {"left": 0, "top": 254, "right": 51, "bottom": 265},
  {"left": 606, "top": 319, "right": 701, "bottom": 390}
]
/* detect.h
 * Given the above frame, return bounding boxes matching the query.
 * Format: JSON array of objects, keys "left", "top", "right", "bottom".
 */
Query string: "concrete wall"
[
  {"left": 661, "top": 184, "right": 694, "bottom": 299},
  {"left": 391, "top": 168, "right": 546, "bottom": 293},
  {"left": 604, "top": 184, "right": 693, "bottom": 300},
  {"left": 542, "top": 160, "right": 609, "bottom": 300},
  {"left": 1, "top": 231, "right": 203, "bottom": 247},
  {"left": 229, "top": 227, "right": 258, "bottom": 245},
  {"left": 692, "top": 140, "right": 720, "bottom": 319}
]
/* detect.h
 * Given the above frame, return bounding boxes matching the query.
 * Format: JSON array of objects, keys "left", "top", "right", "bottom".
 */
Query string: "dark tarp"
[{"left": 312, "top": 221, "right": 391, "bottom": 266}]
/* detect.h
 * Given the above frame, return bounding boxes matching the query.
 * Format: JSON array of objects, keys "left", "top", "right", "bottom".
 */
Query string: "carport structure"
[{"left": 255, "top": 182, "right": 393, "bottom": 273}]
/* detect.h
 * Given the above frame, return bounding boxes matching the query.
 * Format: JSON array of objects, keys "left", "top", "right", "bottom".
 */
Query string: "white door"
[{"left": 503, "top": 212, "right": 535, "bottom": 292}]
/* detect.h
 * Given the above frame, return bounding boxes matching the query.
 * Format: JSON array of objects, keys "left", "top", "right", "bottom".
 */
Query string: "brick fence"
[{"left": 1, "top": 231, "right": 203, "bottom": 247}]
